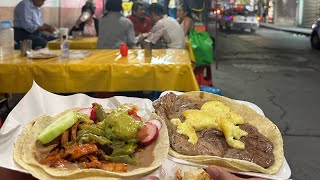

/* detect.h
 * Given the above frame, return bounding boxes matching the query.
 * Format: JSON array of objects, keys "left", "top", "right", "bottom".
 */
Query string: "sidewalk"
[{"left": 260, "top": 22, "right": 312, "bottom": 36}]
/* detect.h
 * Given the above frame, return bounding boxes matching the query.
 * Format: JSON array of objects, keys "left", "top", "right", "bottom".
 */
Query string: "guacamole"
[{"left": 106, "top": 105, "right": 143, "bottom": 141}]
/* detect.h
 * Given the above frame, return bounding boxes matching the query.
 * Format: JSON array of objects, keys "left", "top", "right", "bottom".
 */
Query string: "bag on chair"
[{"left": 189, "top": 29, "right": 213, "bottom": 66}]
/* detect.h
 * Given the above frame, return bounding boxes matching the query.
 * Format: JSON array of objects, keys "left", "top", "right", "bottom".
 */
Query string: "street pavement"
[{"left": 208, "top": 22, "right": 320, "bottom": 180}]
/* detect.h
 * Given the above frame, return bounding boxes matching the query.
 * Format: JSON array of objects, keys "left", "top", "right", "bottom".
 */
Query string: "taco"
[
  {"left": 14, "top": 103, "right": 169, "bottom": 179},
  {"left": 153, "top": 92, "right": 284, "bottom": 175}
]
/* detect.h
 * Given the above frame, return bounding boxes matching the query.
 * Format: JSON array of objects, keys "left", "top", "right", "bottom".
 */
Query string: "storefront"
[
  {"left": 300, "top": 0, "right": 320, "bottom": 27},
  {"left": 266, "top": 0, "right": 320, "bottom": 28},
  {"left": 273, "top": 0, "right": 298, "bottom": 26}
]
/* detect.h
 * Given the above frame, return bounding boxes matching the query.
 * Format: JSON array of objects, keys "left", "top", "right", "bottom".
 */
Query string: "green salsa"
[{"left": 106, "top": 105, "right": 143, "bottom": 141}]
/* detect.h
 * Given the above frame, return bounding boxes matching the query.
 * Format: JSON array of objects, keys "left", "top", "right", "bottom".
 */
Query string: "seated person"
[
  {"left": 96, "top": 0, "right": 136, "bottom": 49},
  {"left": 70, "top": 2, "right": 99, "bottom": 37},
  {"left": 132, "top": 0, "right": 150, "bottom": 13},
  {"left": 138, "top": 3, "right": 185, "bottom": 49},
  {"left": 177, "top": 4, "right": 194, "bottom": 36},
  {"left": 14, "top": 0, "right": 56, "bottom": 49},
  {"left": 127, "top": 2, "right": 152, "bottom": 36}
]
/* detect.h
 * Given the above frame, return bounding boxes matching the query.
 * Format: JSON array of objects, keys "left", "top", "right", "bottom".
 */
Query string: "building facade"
[
  {"left": 300, "top": 0, "right": 320, "bottom": 27},
  {"left": 269, "top": 0, "right": 320, "bottom": 27}
]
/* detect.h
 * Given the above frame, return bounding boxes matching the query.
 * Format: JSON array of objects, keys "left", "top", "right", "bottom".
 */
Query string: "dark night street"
[{"left": 209, "top": 22, "right": 320, "bottom": 180}]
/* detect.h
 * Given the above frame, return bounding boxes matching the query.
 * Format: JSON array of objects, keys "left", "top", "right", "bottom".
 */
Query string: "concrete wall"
[{"left": 274, "top": 0, "right": 298, "bottom": 26}]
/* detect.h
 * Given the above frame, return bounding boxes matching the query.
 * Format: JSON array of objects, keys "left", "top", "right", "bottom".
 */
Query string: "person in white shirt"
[{"left": 139, "top": 3, "right": 185, "bottom": 49}]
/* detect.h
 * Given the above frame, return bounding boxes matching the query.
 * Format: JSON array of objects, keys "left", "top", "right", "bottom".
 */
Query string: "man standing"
[
  {"left": 127, "top": 2, "right": 152, "bottom": 36},
  {"left": 141, "top": 3, "right": 185, "bottom": 49},
  {"left": 14, "top": 0, "right": 56, "bottom": 49}
]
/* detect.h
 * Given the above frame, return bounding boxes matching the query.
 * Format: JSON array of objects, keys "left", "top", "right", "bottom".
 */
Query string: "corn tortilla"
[
  {"left": 14, "top": 109, "right": 169, "bottom": 179},
  {"left": 167, "top": 92, "right": 284, "bottom": 175}
]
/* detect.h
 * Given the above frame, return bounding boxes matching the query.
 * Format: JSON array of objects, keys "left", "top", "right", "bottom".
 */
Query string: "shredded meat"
[
  {"left": 71, "top": 122, "right": 79, "bottom": 143},
  {"left": 61, "top": 130, "right": 69, "bottom": 149},
  {"left": 40, "top": 149, "right": 67, "bottom": 165},
  {"left": 82, "top": 155, "right": 101, "bottom": 169},
  {"left": 34, "top": 143, "right": 59, "bottom": 160},
  {"left": 65, "top": 143, "right": 99, "bottom": 160}
]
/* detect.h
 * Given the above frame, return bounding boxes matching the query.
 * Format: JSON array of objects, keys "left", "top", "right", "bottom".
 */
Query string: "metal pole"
[{"left": 214, "top": 0, "right": 218, "bottom": 70}]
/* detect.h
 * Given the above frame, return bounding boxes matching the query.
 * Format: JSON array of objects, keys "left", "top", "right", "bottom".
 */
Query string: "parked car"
[
  {"left": 311, "top": 18, "right": 320, "bottom": 49},
  {"left": 218, "top": 7, "right": 259, "bottom": 32}
]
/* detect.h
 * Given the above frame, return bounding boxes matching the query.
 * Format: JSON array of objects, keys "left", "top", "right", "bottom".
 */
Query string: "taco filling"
[
  {"left": 34, "top": 103, "right": 161, "bottom": 172},
  {"left": 153, "top": 93, "right": 275, "bottom": 169}
]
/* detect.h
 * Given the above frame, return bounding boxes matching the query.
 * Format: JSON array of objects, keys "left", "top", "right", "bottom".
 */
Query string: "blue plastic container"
[{"left": 200, "top": 86, "right": 221, "bottom": 95}]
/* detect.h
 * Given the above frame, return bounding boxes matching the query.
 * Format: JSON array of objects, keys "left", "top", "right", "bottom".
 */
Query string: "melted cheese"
[{"left": 171, "top": 101, "right": 248, "bottom": 149}]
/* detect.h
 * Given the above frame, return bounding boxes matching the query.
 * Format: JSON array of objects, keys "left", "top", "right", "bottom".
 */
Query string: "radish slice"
[
  {"left": 139, "top": 122, "right": 159, "bottom": 146},
  {"left": 78, "top": 108, "right": 96, "bottom": 121},
  {"left": 148, "top": 119, "right": 162, "bottom": 130}
]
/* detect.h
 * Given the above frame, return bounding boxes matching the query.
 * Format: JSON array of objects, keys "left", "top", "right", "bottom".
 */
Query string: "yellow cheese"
[
  {"left": 183, "top": 110, "right": 219, "bottom": 131},
  {"left": 171, "top": 101, "right": 248, "bottom": 149},
  {"left": 171, "top": 118, "right": 198, "bottom": 144}
]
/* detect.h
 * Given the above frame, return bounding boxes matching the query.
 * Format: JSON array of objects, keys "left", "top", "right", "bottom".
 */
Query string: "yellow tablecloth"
[
  {"left": 47, "top": 37, "right": 98, "bottom": 50},
  {"left": 47, "top": 37, "right": 197, "bottom": 64},
  {"left": 185, "top": 39, "right": 196, "bottom": 63},
  {"left": 0, "top": 49, "right": 199, "bottom": 93}
]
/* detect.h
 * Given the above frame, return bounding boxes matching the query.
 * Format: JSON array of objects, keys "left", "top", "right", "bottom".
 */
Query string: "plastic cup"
[
  {"left": 80, "top": 12, "right": 90, "bottom": 22},
  {"left": 59, "top": 28, "right": 69, "bottom": 41}
]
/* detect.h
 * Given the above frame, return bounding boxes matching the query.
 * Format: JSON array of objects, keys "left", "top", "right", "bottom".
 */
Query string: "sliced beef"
[
  {"left": 171, "top": 130, "right": 225, "bottom": 156},
  {"left": 223, "top": 124, "right": 275, "bottom": 168},
  {"left": 153, "top": 93, "right": 275, "bottom": 168},
  {"left": 199, "top": 128, "right": 230, "bottom": 153},
  {"left": 153, "top": 92, "right": 205, "bottom": 121}
]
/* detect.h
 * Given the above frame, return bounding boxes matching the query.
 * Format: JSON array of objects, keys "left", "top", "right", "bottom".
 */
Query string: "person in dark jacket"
[{"left": 70, "top": 2, "right": 99, "bottom": 37}]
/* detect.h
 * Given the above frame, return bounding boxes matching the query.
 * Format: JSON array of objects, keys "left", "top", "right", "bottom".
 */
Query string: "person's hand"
[
  {"left": 206, "top": 165, "right": 267, "bottom": 180},
  {"left": 45, "top": 24, "right": 55, "bottom": 33},
  {"left": 38, "top": 24, "right": 55, "bottom": 33}
]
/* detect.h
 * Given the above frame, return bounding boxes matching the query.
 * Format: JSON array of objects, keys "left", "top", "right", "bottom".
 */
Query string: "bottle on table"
[
  {"left": 120, "top": 43, "right": 128, "bottom": 57},
  {"left": 60, "top": 35, "right": 69, "bottom": 59},
  {"left": 0, "top": 21, "right": 14, "bottom": 58},
  {"left": 144, "top": 39, "right": 152, "bottom": 58}
]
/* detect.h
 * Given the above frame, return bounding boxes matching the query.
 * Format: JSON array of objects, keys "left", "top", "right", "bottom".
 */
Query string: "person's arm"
[
  {"left": 183, "top": 18, "right": 194, "bottom": 35},
  {"left": 69, "top": 21, "right": 84, "bottom": 35},
  {"left": 126, "top": 20, "right": 137, "bottom": 47},
  {"left": 38, "top": 24, "right": 55, "bottom": 33},
  {"left": 146, "top": 22, "right": 166, "bottom": 45}
]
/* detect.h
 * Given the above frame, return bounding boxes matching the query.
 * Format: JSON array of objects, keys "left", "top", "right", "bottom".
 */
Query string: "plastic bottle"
[
  {"left": 60, "top": 35, "right": 69, "bottom": 59},
  {"left": 120, "top": 43, "right": 128, "bottom": 57},
  {"left": 0, "top": 21, "right": 14, "bottom": 58}
]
